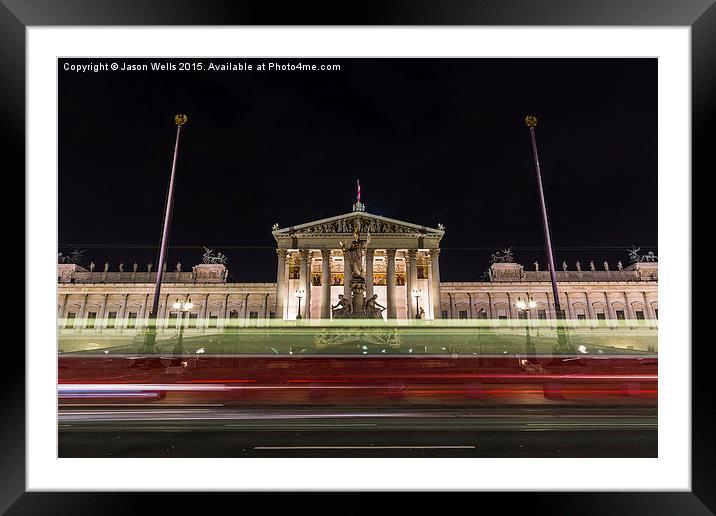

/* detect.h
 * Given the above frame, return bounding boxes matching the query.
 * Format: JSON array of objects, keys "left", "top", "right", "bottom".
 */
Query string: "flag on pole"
[{"left": 357, "top": 179, "right": 361, "bottom": 203}]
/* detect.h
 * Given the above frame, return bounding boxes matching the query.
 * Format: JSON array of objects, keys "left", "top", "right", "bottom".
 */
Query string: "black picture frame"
[{"left": 5, "top": 1, "right": 708, "bottom": 513}]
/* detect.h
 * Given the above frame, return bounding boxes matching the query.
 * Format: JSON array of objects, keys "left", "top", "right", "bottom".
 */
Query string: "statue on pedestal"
[
  {"left": 331, "top": 294, "right": 352, "bottom": 319},
  {"left": 338, "top": 219, "right": 374, "bottom": 318},
  {"left": 364, "top": 294, "right": 386, "bottom": 319}
]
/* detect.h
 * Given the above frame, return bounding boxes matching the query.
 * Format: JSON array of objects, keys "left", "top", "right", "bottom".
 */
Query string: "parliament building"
[{"left": 57, "top": 204, "right": 658, "bottom": 330}]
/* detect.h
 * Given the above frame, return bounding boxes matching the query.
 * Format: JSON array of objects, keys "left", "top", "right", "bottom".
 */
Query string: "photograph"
[{"left": 56, "top": 57, "right": 659, "bottom": 459}]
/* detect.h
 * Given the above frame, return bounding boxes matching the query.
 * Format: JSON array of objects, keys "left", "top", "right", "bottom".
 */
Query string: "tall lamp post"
[
  {"left": 514, "top": 295, "right": 537, "bottom": 356},
  {"left": 525, "top": 115, "right": 572, "bottom": 354},
  {"left": 525, "top": 115, "right": 561, "bottom": 319},
  {"left": 144, "top": 114, "right": 188, "bottom": 354},
  {"left": 412, "top": 288, "right": 423, "bottom": 319},
  {"left": 172, "top": 296, "right": 193, "bottom": 355},
  {"left": 295, "top": 289, "right": 305, "bottom": 320}
]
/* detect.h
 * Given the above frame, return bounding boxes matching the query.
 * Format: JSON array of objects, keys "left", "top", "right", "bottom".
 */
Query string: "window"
[
  {"left": 168, "top": 312, "right": 178, "bottom": 327},
  {"left": 518, "top": 311, "right": 528, "bottom": 320},
  {"left": 65, "top": 312, "right": 76, "bottom": 329},
  {"left": 477, "top": 309, "right": 488, "bottom": 319},
  {"left": 209, "top": 314, "right": 218, "bottom": 327},
  {"left": 537, "top": 310, "right": 547, "bottom": 320},
  {"left": 596, "top": 312, "right": 606, "bottom": 325},
  {"left": 269, "top": 311, "right": 275, "bottom": 319},
  {"left": 188, "top": 313, "right": 198, "bottom": 328},
  {"left": 616, "top": 310, "right": 626, "bottom": 321},
  {"left": 106, "top": 311, "right": 117, "bottom": 329},
  {"left": 441, "top": 310, "right": 449, "bottom": 319},
  {"left": 250, "top": 311, "right": 259, "bottom": 319},
  {"left": 86, "top": 311, "right": 97, "bottom": 329},
  {"left": 126, "top": 312, "right": 138, "bottom": 328},
  {"left": 577, "top": 314, "right": 586, "bottom": 321},
  {"left": 635, "top": 310, "right": 645, "bottom": 320},
  {"left": 459, "top": 310, "right": 468, "bottom": 320}
]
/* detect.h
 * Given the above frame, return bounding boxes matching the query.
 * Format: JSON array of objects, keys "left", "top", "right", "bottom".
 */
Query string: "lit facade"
[{"left": 57, "top": 210, "right": 658, "bottom": 329}]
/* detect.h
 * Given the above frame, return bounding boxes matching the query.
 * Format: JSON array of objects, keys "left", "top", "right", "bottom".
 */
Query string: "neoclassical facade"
[{"left": 57, "top": 208, "right": 658, "bottom": 330}]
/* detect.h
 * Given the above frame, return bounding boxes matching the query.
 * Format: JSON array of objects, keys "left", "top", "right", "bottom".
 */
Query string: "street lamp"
[
  {"left": 172, "top": 296, "right": 193, "bottom": 354},
  {"left": 412, "top": 288, "right": 423, "bottom": 319},
  {"left": 144, "top": 114, "right": 188, "bottom": 354},
  {"left": 514, "top": 295, "right": 537, "bottom": 356},
  {"left": 295, "top": 289, "right": 305, "bottom": 319}
]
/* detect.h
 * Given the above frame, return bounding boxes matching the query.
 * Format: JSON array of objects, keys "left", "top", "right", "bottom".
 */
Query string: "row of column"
[
  {"left": 443, "top": 290, "right": 656, "bottom": 320},
  {"left": 59, "top": 292, "right": 272, "bottom": 329},
  {"left": 276, "top": 248, "right": 442, "bottom": 320}
]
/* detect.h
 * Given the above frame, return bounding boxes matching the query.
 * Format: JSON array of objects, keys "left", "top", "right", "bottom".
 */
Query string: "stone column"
[
  {"left": 467, "top": 293, "right": 474, "bottom": 319},
  {"left": 244, "top": 293, "right": 251, "bottom": 321},
  {"left": 298, "top": 249, "right": 310, "bottom": 319},
  {"left": 139, "top": 293, "right": 150, "bottom": 328},
  {"left": 99, "top": 294, "right": 108, "bottom": 328},
  {"left": 585, "top": 293, "right": 596, "bottom": 320},
  {"left": 604, "top": 292, "right": 614, "bottom": 319},
  {"left": 77, "top": 294, "right": 88, "bottom": 325},
  {"left": 159, "top": 293, "right": 169, "bottom": 327},
  {"left": 275, "top": 249, "right": 288, "bottom": 320},
  {"left": 386, "top": 249, "right": 397, "bottom": 319},
  {"left": 545, "top": 292, "right": 555, "bottom": 319},
  {"left": 487, "top": 292, "right": 494, "bottom": 319},
  {"left": 565, "top": 292, "right": 575, "bottom": 319},
  {"left": 321, "top": 249, "right": 332, "bottom": 319},
  {"left": 223, "top": 294, "right": 230, "bottom": 319},
  {"left": 643, "top": 292, "right": 654, "bottom": 319},
  {"left": 407, "top": 249, "right": 418, "bottom": 315},
  {"left": 58, "top": 294, "right": 68, "bottom": 319},
  {"left": 200, "top": 294, "right": 209, "bottom": 328},
  {"left": 343, "top": 251, "right": 352, "bottom": 300},
  {"left": 259, "top": 294, "right": 267, "bottom": 323},
  {"left": 448, "top": 293, "right": 456, "bottom": 319},
  {"left": 430, "top": 249, "right": 441, "bottom": 319},
  {"left": 625, "top": 292, "right": 636, "bottom": 319},
  {"left": 365, "top": 249, "right": 375, "bottom": 301},
  {"left": 507, "top": 292, "right": 516, "bottom": 319},
  {"left": 119, "top": 294, "right": 129, "bottom": 327}
]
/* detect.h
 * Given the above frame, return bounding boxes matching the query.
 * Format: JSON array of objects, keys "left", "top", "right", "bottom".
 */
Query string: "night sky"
[{"left": 58, "top": 58, "right": 657, "bottom": 282}]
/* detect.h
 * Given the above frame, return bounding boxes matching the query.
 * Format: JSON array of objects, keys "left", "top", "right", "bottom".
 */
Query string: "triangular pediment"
[{"left": 272, "top": 212, "right": 444, "bottom": 239}]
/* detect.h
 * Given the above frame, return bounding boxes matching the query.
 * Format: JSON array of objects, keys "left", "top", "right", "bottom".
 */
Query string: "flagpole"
[
  {"left": 144, "top": 114, "right": 187, "bottom": 353},
  {"left": 525, "top": 115, "right": 562, "bottom": 318}
]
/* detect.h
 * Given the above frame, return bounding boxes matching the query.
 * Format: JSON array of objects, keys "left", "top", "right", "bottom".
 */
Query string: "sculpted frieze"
[{"left": 293, "top": 216, "right": 424, "bottom": 235}]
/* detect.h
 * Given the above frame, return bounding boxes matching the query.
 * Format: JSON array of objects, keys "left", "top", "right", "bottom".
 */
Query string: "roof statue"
[
  {"left": 202, "top": 247, "right": 228, "bottom": 265},
  {"left": 58, "top": 248, "right": 85, "bottom": 264},
  {"left": 490, "top": 247, "right": 514, "bottom": 264},
  {"left": 627, "top": 245, "right": 658, "bottom": 263}
]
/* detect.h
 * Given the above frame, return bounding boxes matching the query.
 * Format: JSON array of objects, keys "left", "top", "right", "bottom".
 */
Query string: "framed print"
[{"left": 5, "top": 0, "right": 709, "bottom": 513}]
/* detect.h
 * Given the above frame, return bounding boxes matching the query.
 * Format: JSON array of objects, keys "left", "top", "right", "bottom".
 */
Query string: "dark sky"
[{"left": 58, "top": 58, "right": 657, "bottom": 282}]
